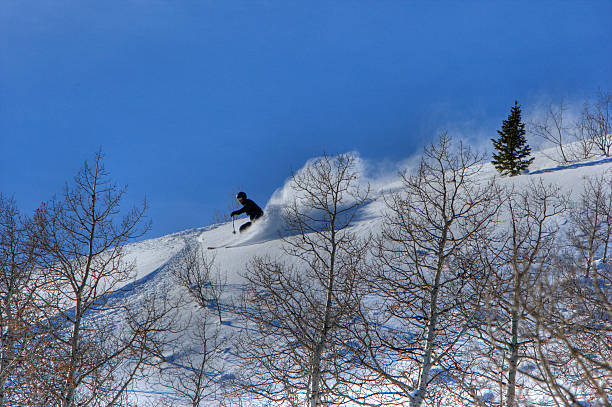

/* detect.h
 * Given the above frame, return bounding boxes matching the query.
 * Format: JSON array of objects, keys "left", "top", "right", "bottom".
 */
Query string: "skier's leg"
[{"left": 239, "top": 221, "right": 252, "bottom": 233}]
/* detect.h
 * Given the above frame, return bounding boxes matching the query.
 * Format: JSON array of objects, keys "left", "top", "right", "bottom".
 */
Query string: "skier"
[{"left": 230, "top": 192, "right": 264, "bottom": 233}]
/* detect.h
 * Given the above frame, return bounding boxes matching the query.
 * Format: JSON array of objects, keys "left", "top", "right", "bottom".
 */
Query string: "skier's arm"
[{"left": 231, "top": 206, "right": 246, "bottom": 217}]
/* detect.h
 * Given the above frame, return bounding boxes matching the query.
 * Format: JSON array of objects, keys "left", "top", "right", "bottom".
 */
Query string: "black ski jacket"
[{"left": 231, "top": 199, "right": 263, "bottom": 220}]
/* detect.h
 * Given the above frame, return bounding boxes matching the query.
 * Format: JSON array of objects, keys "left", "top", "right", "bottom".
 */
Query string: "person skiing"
[{"left": 230, "top": 192, "right": 263, "bottom": 233}]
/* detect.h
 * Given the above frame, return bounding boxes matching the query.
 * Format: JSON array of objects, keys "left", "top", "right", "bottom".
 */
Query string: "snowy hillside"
[
  {"left": 99, "top": 142, "right": 612, "bottom": 406},
  {"left": 122, "top": 144, "right": 612, "bottom": 299}
]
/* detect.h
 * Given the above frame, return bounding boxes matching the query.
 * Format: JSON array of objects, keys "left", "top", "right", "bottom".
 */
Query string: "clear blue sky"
[{"left": 2, "top": 1, "right": 611, "bottom": 239}]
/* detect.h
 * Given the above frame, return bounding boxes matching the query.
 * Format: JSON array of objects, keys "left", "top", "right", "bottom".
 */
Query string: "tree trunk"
[
  {"left": 310, "top": 235, "right": 336, "bottom": 407},
  {"left": 310, "top": 343, "right": 323, "bottom": 407},
  {"left": 506, "top": 273, "right": 520, "bottom": 407},
  {"left": 63, "top": 310, "right": 82, "bottom": 407},
  {"left": 0, "top": 342, "right": 10, "bottom": 407},
  {"left": 412, "top": 225, "right": 447, "bottom": 407}
]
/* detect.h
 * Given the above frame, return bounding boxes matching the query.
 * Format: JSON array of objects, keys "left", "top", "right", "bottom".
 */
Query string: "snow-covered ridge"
[{"left": 120, "top": 142, "right": 612, "bottom": 324}]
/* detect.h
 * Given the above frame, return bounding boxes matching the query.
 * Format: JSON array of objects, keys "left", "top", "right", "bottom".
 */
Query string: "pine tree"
[{"left": 491, "top": 101, "right": 534, "bottom": 176}]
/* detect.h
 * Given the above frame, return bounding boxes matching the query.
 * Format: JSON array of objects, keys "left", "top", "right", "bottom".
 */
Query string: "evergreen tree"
[{"left": 491, "top": 101, "right": 534, "bottom": 176}]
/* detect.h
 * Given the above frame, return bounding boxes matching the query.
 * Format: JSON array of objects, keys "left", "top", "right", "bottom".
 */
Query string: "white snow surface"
[{"left": 111, "top": 144, "right": 612, "bottom": 405}]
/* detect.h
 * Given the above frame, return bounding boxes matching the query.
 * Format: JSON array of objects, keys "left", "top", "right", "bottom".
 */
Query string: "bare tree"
[
  {"left": 158, "top": 315, "right": 227, "bottom": 407},
  {"left": 529, "top": 100, "right": 574, "bottom": 163},
  {"left": 234, "top": 153, "right": 370, "bottom": 407},
  {"left": 571, "top": 101, "right": 599, "bottom": 160},
  {"left": 172, "top": 242, "right": 226, "bottom": 324},
  {"left": 584, "top": 89, "right": 612, "bottom": 157},
  {"left": 566, "top": 175, "right": 612, "bottom": 278},
  {"left": 525, "top": 175, "right": 612, "bottom": 407},
  {"left": 157, "top": 242, "right": 228, "bottom": 406},
  {"left": 464, "top": 180, "right": 566, "bottom": 407},
  {"left": 0, "top": 195, "right": 53, "bottom": 405},
  {"left": 529, "top": 92, "right": 611, "bottom": 162},
  {"left": 31, "top": 151, "right": 173, "bottom": 407},
  {"left": 529, "top": 270, "right": 612, "bottom": 407},
  {"left": 354, "top": 134, "right": 501, "bottom": 407}
]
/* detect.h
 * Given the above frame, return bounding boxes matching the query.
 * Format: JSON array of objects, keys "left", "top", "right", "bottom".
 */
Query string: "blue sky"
[{"left": 2, "top": 0, "right": 611, "bottom": 239}]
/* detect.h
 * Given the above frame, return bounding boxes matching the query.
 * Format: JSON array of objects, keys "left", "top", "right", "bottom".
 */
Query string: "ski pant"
[{"left": 239, "top": 213, "right": 262, "bottom": 233}]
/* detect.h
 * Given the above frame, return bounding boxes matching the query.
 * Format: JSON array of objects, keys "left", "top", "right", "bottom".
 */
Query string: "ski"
[{"left": 207, "top": 242, "right": 235, "bottom": 250}]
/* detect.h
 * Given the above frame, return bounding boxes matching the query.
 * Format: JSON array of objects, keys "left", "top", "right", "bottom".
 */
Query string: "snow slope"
[{"left": 113, "top": 144, "right": 612, "bottom": 405}]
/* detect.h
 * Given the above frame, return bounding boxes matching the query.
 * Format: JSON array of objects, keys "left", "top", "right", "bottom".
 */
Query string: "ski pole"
[{"left": 232, "top": 215, "right": 236, "bottom": 234}]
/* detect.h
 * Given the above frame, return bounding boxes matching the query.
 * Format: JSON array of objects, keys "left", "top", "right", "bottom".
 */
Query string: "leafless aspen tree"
[
  {"left": 158, "top": 317, "right": 227, "bottom": 407},
  {"left": 529, "top": 101, "right": 575, "bottom": 163},
  {"left": 584, "top": 89, "right": 612, "bottom": 157},
  {"left": 566, "top": 175, "right": 612, "bottom": 278},
  {"left": 32, "top": 151, "right": 173, "bottom": 407},
  {"left": 356, "top": 134, "right": 500, "bottom": 407},
  {"left": 445, "top": 179, "right": 567, "bottom": 407},
  {"left": 158, "top": 242, "right": 228, "bottom": 406},
  {"left": 525, "top": 175, "right": 612, "bottom": 407},
  {"left": 573, "top": 104, "right": 597, "bottom": 160},
  {"left": 234, "top": 153, "right": 370, "bottom": 407},
  {"left": 172, "top": 242, "right": 225, "bottom": 324},
  {"left": 0, "top": 195, "right": 52, "bottom": 406},
  {"left": 477, "top": 180, "right": 565, "bottom": 407}
]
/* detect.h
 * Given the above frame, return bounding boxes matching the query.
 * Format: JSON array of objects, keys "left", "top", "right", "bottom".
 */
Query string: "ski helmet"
[{"left": 236, "top": 192, "right": 247, "bottom": 200}]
